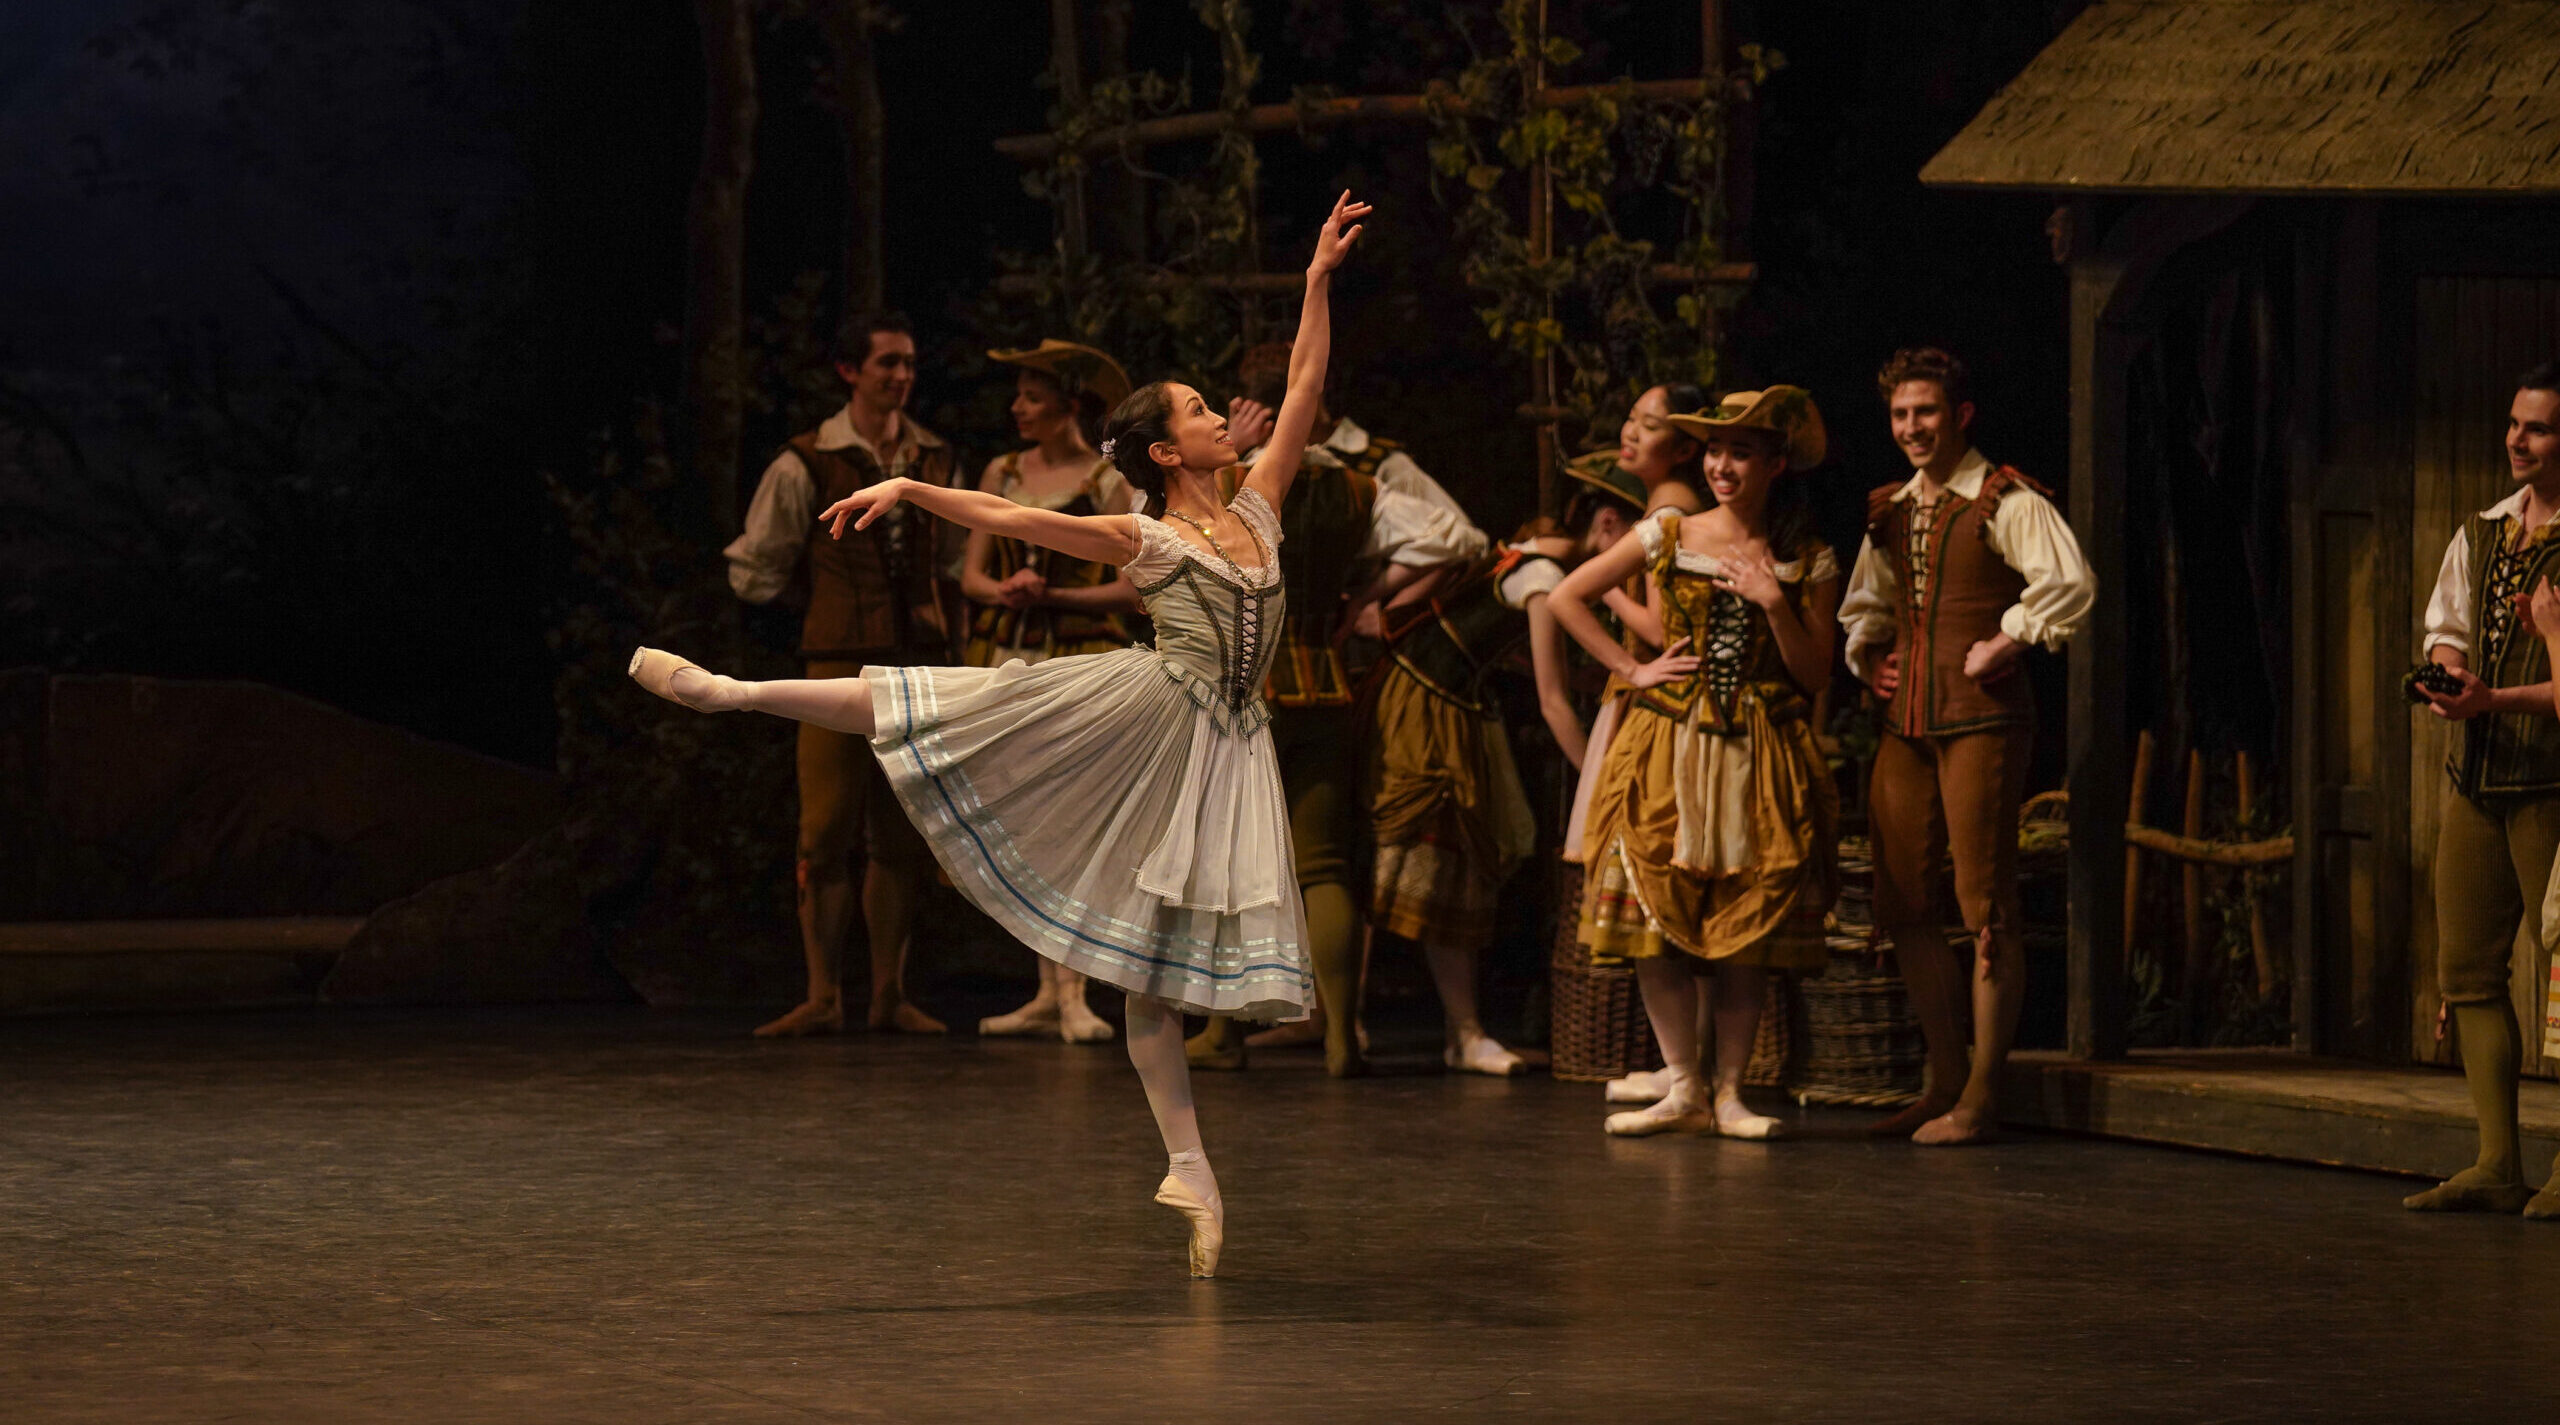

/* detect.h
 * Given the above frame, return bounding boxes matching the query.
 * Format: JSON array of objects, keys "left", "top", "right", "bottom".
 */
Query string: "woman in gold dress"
[
  {"left": 964, "top": 340, "right": 1146, "bottom": 1043},
  {"left": 1549, "top": 387, "right": 1840, "bottom": 1138}
]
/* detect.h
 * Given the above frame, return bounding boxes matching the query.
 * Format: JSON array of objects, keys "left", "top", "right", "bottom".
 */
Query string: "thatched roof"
[{"left": 1922, "top": 2, "right": 2560, "bottom": 195}]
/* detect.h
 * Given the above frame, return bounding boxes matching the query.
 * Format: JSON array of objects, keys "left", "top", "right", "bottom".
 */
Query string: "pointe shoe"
[
  {"left": 1605, "top": 1068, "right": 1671, "bottom": 1104},
  {"left": 1714, "top": 1100, "right": 1787, "bottom": 1141},
  {"left": 1605, "top": 1079, "right": 1716, "bottom": 1137},
  {"left": 1444, "top": 1037, "right": 1528, "bottom": 1077},
  {"left": 977, "top": 1001, "right": 1060, "bottom": 1037},
  {"left": 1058, "top": 999, "right": 1117, "bottom": 1044},
  {"left": 1154, "top": 1173, "right": 1224, "bottom": 1278},
  {"left": 629, "top": 647, "right": 730, "bottom": 711},
  {"left": 2404, "top": 1166, "right": 2534, "bottom": 1214}
]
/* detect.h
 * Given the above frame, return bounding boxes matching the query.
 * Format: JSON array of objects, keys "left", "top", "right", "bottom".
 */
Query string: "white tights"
[
  {"left": 672, "top": 667, "right": 874, "bottom": 736},
  {"left": 1125, "top": 994, "right": 1218, "bottom": 1203}
]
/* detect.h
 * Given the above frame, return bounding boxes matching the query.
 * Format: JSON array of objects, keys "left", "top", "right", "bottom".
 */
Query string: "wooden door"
[{"left": 2408, "top": 275, "right": 2560, "bottom": 1076}]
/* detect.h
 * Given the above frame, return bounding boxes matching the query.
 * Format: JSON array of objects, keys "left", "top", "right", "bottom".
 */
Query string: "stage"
[{"left": 5, "top": 1009, "right": 2551, "bottom": 1422}]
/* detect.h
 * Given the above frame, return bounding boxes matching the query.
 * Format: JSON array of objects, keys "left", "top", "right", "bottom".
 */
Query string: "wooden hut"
[{"left": 1924, "top": 1, "right": 2560, "bottom": 1073}]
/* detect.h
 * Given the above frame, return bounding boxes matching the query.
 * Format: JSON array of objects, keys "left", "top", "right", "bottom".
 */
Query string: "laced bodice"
[
  {"left": 1634, "top": 513, "right": 1838, "bottom": 732},
  {"left": 1123, "top": 488, "right": 1287, "bottom": 735}
]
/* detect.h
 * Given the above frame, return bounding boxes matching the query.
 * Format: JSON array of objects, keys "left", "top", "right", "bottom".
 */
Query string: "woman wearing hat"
[
  {"left": 965, "top": 341, "right": 1148, "bottom": 1043},
  {"left": 1549, "top": 386, "right": 1841, "bottom": 1139}
]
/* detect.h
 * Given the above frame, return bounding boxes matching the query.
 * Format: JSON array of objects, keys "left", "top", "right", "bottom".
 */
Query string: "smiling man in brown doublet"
[{"left": 1839, "top": 347, "right": 2094, "bottom": 1145}]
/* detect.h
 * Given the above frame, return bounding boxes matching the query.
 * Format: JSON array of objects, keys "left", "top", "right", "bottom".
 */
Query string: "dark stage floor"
[{"left": 4, "top": 1010, "right": 2550, "bottom": 1422}]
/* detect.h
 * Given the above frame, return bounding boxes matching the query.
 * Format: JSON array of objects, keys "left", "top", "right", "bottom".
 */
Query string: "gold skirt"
[
  {"left": 1366, "top": 664, "right": 1536, "bottom": 950},
  {"left": 1577, "top": 691, "right": 1836, "bottom": 969}
]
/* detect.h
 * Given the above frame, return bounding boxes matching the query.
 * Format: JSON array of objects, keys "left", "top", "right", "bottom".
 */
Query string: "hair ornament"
[{"left": 1099, "top": 438, "right": 1117, "bottom": 458}]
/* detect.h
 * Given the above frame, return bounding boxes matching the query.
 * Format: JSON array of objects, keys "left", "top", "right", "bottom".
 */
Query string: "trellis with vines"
[{"left": 985, "top": 1, "right": 1773, "bottom": 510}]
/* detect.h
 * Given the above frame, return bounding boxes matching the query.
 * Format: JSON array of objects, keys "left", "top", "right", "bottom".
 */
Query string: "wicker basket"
[
  {"left": 1548, "top": 864, "right": 1662, "bottom": 1082},
  {"left": 1546, "top": 863, "right": 1797, "bottom": 1086},
  {"left": 1793, "top": 945, "right": 1926, "bottom": 1107}
]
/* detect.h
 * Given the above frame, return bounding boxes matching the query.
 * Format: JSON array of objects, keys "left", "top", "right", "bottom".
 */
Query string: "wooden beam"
[
  {"left": 991, "top": 263, "right": 1758, "bottom": 299},
  {"left": 2124, "top": 824, "right": 2296, "bottom": 869},
  {"left": 993, "top": 78, "right": 1713, "bottom": 162},
  {"left": 2065, "top": 205, "right": 2132, "bottom": 1062}
]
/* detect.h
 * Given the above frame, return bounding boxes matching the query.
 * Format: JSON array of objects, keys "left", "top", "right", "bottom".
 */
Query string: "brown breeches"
[
  {"left": 1868, "top": 726, "right": 2032, "bottom": 943},
  {"left": 796, "top": 658, "right": 933, "bottom": 881}
]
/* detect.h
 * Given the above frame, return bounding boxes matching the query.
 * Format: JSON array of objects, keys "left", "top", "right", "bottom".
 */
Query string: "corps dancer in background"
[
  {"left": 1185, "top": 343, "right": 1487, "bottom": 1076},
  {"left": 632, "top": 192, "right": 1373, "bottom": 1277},
  {"left": 1359, "top": 467, "right": 1647, "bottom": 1075},
  {"left": 1551, "top": 388, "right": 1841, "bottom": 1139},
  {"left": 723, "top": 313, "right": 955, "bottom": 1039},
  {"left": 1839, "top": 348, "right": 2092, "bottom": 1146},
  {"left": 963, "top": 339, "right": 1146, "bottom": 1044}
]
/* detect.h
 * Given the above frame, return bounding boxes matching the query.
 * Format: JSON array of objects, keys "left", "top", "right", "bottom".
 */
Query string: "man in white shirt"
[
  {"left": 723, "top": 313, "right": 954, "bottom": 1039},
  {"left": 1838, "top": 347, "right": 2094, "bottom": 1145},
  {"left": 2405, "top": 362, "right": 2560, "bottom": 1216}
]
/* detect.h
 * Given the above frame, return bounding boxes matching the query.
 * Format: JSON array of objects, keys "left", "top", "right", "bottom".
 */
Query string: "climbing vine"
[{"left": 1423, "top": 0, "right": 1782, "bottom": 451}]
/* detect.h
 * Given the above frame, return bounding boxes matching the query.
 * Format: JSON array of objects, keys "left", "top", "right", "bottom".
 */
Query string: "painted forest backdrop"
[{"left": 1, "top": 1, "right": 2087, "bottom": 1008}]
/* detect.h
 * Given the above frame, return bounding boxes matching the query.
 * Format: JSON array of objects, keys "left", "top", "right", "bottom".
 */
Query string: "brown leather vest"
[
  {"left": 794, "top": 432, "right": 955, "bottom": 662},
  {"left": 1867, "top": 466, "right": 2043, "bottom": 738}
]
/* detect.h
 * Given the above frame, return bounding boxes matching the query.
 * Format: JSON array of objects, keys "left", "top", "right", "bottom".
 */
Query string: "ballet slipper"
[
  {"left": 1713, "top": 1090, "right": 1786, "bottom": 1141},
  {"left": 1155, "top": 1166, "right": 1224, "bottom": 1278},
  {"left": 1058, "top": 997, "right": 1117, "bottom": 1044},
  {"left": 1605, "top": 1068, "right": 1671, "bottom": 1104},
  {"left": 628, "top": 647, "right": 739, "bottom": 712},
  {"left": 977, "top": 1000, "right": 1060, "bottom": 1037},
  {"left": 752, "top": 1000, "right": 844, "bottom": 1038},
  {"left": 2522, "top": 1179, "right": 2560, "bottom": 1221},
  {"left": 1444, "top": 1036, "right": 1529, "bottom": 1078},
  {"left": 2403, "top": 1166, "right": 2534, "bottom": 1214},
  {"left": 1605, "top": 1073, "right": 1714, "bottom": 1137}
]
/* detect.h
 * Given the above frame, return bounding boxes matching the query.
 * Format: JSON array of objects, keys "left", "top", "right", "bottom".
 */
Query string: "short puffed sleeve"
[
  {"left": 1121, "top": 512, "right": 1190, "bottom": 588},
  {"left": 1232, "top": 486, "right": 1284, "bottom": 550}
]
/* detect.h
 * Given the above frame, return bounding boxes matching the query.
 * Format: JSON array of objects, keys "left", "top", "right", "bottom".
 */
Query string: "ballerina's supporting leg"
[
  {"left": 1606, "top": 959, "right": 1712, "bottom": 1136},
  {"left": 1707, "top": 963, "right": 1783, "bottom": 1139},
  {"left": 1125, "top": 993, "right": 1223, "bottom": 1276}
]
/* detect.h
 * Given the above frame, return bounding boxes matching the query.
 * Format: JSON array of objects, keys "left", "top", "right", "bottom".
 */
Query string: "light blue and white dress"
[{"left": 864, "top": 489, "right": 1311, "bottom": 1019}]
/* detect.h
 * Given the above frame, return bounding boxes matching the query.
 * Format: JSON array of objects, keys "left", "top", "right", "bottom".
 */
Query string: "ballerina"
[{"left": 631, "top": 191, "right": 1372, "bottom": 1276}]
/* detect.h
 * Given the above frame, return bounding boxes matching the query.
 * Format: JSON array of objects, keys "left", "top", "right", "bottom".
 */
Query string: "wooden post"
[
  {"left": 1045, "top": 0, "right": 1091, "bottom": 267},
  {"left": 2179, "top": 749, "right": 2209, "bottom": 1039},
  {"left": 684, "top": 0, "right": 757, "bottom": 534},
  {"left": 2065, "top": 201, "right": 2131, "bottom": 1061},
  {"left": 2237, "top": 750, "right": 2276, "bottom": 1000},
  {"left": 2123, "top": 728, "right": 2154, "bottom": 961},
  {"left": 816, "top": 0, "right": 885, "bottom": 318}
]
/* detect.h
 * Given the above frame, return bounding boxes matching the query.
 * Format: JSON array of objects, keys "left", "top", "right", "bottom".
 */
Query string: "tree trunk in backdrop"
[
  {"left": 818, "top": 1, "right": 886, "bottom": 328},
  {"left": 685, "top": 0, "right": 756, "bottom": 534},
  {"left": 1090, "top": 0, "right": 1145, "bottom": 260}
]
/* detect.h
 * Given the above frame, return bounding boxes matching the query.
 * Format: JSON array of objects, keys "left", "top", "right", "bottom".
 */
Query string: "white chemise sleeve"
[
  {"left": 1983, "top": 485, "right": 2097, "bottom": 651},
  {"left": 1836, "top": 536, "right": 1900, "bottom": 686},
  {"left": 1496, "top": 550, "right": 1566, "bottom": 609},
  {"left": 724, "top": 449, "right": 815, "bottom": 604},
  {"left": 2423, "top": 526, "right": 2475, "bottom": 657}
]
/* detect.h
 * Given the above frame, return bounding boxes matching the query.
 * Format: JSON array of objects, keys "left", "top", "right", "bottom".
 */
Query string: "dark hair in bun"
[{"left": 1099, "top": 381, "right": 1176, "bottom": 513}]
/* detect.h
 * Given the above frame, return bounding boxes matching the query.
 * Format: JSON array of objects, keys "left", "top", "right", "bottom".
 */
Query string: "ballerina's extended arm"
[
  {"left": 1242, "top": 191, "right": 1369, "bottom": 516},
  {"left": 819, "top": 480, "right": 1141, "bottom": 567}
]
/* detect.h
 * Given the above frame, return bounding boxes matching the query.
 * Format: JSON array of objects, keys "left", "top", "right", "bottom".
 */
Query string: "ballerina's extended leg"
[
  {"left": 629, "top": 648, "right": 875, "bottom": 734},
  {"left": 1125, "top": 993, "right": 1222, "bottom": 1277}
]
